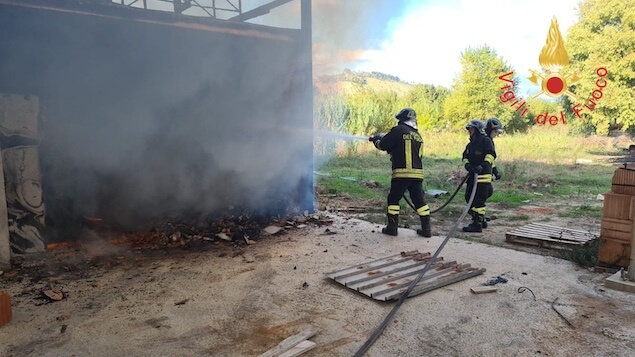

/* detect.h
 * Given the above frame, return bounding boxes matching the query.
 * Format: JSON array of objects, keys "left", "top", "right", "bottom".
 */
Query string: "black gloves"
[
  {"left": 464, "top": 163, "right": 483, "bottom": 174},
  {"left": 369, "top": 133, "right": 385, "bottom": 149},
  {"left": 493, "top": 167, "right": 501, "bottom": 180}
]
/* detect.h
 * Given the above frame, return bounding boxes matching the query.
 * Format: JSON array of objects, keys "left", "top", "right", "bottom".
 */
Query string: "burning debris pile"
[{"left": 85, "top": 211, "right": 332, "bottom": 251}]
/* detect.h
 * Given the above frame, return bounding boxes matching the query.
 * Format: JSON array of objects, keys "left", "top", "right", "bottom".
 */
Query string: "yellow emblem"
[{"left": 528, "top": 17, "right": 581, "bottom": 101}]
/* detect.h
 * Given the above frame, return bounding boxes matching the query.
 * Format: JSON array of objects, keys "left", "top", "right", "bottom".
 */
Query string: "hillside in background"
[{"left": 315, "top": 69, "right": 414, "bottom": 96}]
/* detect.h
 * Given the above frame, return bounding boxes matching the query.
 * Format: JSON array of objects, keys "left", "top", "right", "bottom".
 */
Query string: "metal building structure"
[{"left": 0, "top": 0, "right": 314, "bottom": 261}]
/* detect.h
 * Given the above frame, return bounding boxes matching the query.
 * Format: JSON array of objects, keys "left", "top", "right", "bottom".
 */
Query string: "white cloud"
[{"left": 355, "top": 0, "right": 581, "bottom": 93}]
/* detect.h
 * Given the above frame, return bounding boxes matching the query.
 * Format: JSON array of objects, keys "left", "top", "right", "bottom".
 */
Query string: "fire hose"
[
  {"left": 353, "top": 172, "right": 479, "bottom": 356},
  {"left": 411, "top": 174, "right": 468, "bottom": 214}
]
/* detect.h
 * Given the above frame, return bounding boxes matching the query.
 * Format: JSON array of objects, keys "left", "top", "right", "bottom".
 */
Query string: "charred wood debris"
[
  {"left": 0, "top": 211, "right": 333, "bottom": 304},
  {"left": 113, "top": 211, "right": 333, "bottom": 249}
]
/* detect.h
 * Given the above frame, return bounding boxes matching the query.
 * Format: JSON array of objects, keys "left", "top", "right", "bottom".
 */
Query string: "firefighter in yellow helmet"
[{"left": 370, "top": 108, "right": 431, "bottom": 237}]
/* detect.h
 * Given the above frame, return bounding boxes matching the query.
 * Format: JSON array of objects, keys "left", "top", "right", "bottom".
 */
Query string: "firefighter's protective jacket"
[
  {"left": 462, "top": 132, "right": 496, "bottom": 183},
  {"left": 378, "top": 123, "right": 424, "bottom": 179}
]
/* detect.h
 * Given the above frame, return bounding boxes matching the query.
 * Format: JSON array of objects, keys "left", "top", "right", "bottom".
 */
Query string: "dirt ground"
[{"left": 1, "top": 206, "right": 634, "bottom": 357}]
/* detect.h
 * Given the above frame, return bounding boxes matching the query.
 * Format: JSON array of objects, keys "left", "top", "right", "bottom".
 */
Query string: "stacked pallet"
[{"left": 600, "top": 166, "right": 635, "bottom": 268}]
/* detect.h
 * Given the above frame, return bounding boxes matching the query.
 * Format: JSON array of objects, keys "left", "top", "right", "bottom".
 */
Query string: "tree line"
[{"left": 315, "top": 0, "right": 634, "bottom": 136}]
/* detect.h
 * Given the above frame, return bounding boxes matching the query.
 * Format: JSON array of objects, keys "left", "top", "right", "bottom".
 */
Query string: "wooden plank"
[
  {"left": 518, "top": 230, "right": 595, "bottom": 240},
  {"left": 324, "top": 253, "right": 408, "bottom": 279},
  {"left": 327, "top": 252, "right": 485, "bottom": 301},
  {"left": 277, "top": 340, "right": 316, "bottom": 357},
  {"left": 346, "top": 259, "right": 449, "bottom": 291},
  {"left": 506, "top": 234, "right": 581, "bottom": 247},
  {"left": 508, "top": 224, "right": 597, "bottom": 242},
  {"left": 531, "top": 223, "right": 598, "bottom": 235},
  {"left": 471, "top": 286, "right": 497, "bottom": 294},
  {"left": 366, "top": 264, "right": 462, "bottom": 298},
  {"left": 258, "top": 326, "right": 318, "bottom": 357},
  {"left": 505, "top": 233, "right": 582, "bottom": 245},
  {"left": 505, "top": 223, "right": 599, "bottom": 250},
  {"left": 392, "top": 267, "right": 486, "bottom": 300},
  {"left": 508, "top": 229, "right": 592, "bottom": 242},
  {"left": 507, "top": 223, "right": 596, "bottom": 236},
  {"left": 506, "top": 234, "right": 582, "bottom": 250}
]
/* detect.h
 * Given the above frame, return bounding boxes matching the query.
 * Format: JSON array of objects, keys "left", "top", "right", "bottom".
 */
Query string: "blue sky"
[{"left": 351, "top": 0, "right": 582, "bottom": 95}]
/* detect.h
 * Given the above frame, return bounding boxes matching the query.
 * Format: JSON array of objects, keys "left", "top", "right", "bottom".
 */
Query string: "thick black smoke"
[{"left": 0, "top": 0, "right": 313, "bottom": 237}]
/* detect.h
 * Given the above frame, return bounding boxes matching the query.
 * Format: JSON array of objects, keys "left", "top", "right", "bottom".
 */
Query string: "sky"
[
  {"left": 349, "top": 0, "right": 582, "bottom": 95},
  {"left": 118, "top": 0, "right": 583, "bottom": 95}
]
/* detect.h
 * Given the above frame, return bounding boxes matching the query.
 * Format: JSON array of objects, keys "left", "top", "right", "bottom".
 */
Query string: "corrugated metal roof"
[{"left": 325, "top": 250, "right": 485, "bottom": 301}]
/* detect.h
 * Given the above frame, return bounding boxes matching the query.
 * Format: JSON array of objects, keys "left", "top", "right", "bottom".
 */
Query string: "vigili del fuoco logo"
[{"left": 498, "top": 17, "right": 608, "bottom": 125}]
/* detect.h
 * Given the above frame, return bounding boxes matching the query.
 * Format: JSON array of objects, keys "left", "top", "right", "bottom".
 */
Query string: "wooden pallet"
[
  {"left": 505, "top": 223, "right": 598, "bottom": 250},
  {"left": 325, "top": 251, "right": 485, "bottom": 301}
]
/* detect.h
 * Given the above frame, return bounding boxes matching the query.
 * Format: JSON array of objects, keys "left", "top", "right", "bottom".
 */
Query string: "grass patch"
[
  {"left": 489, "top": 191, "right": 534, "bottom": 206},
  {"left": 557, "top": 204, "right": 603, "bottom": 218},
  {"left": 505, "top": 214, "right": 531, "bottom": 221},
  {"left": 317, "top": 176, "right": 385, "bottom": 200}
]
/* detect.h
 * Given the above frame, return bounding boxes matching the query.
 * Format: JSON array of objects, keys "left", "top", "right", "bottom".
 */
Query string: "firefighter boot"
[
  {"left": 416, "top": 215, "right": 432, "bottom": 237},
  {"left": 462, "top": 212, "right": 482, "bottom": 233},
  {"left": 482, "top": 216, "right": 488, "bottom": 229},
  {"left": 381, "top": 214, "right": 398, "bottom": 236}
]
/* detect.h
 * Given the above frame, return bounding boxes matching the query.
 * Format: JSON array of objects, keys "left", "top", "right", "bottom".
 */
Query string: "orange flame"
[{"left": 538, "top": 17, "right": 569, "bottom": 72}]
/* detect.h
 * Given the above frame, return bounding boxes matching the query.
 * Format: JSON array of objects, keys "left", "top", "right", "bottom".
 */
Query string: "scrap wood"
[
  {"left": 471, "top": 286, "right": 497, "bottom": 294},
  {"left": 263, "top": 226, "right": 283, "bottom": 235},
  {"left": 46, "top": 242, "right": 73, "bottom": 250},
  {"left": 216, "top": 233, "right": 232, "bottom": 241},
  {"left": 277, "top": 340, "right": 316, "bottom": 357},
  {"left": 258, "top": 326, "right": 318, "bottom": 357},
  {"left": 43, "top": 288, "right": 64, "bottom": 301}
]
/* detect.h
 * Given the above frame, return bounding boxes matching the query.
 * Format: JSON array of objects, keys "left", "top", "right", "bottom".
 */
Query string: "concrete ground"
[{"left": 1, "top": 213, "right": 634, "bottom": 356}]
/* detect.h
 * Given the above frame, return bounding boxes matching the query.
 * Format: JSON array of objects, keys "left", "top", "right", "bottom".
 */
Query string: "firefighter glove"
[
  {"left": 493, "top": 167, "right": 501, "bottom": 180},
  {"left": 370, "top": 133, "right": 384, "bottom": 149}
]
